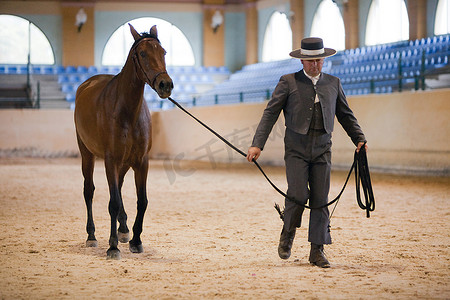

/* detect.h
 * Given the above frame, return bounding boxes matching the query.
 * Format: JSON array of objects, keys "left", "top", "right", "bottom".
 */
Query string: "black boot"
[
  {"left": 278, "top": 227, "right": 296, "bottom": 259},
  {"left": 309, "top": 243, "right": 330, "bottom": 268}
]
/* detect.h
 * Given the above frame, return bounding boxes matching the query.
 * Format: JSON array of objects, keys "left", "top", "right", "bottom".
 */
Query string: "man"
[{"left": 247, "top": 37, "right": 367, "bottom": 268}]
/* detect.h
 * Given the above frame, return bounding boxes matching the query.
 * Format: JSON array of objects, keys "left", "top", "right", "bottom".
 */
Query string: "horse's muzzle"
[{"left": 155, "top": 75, "right": 173, "bottom": 99}]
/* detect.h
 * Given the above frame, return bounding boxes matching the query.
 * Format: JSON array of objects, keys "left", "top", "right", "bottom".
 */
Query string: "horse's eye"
[{"left": 140, "top": 51, "right": 146, "bottom": 58}]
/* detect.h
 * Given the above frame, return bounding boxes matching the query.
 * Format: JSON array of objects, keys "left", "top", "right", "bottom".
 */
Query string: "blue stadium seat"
[
  {"left": 61, "top": 84, "right": 74, "bottom": 93},
  {"left": 77, "top": 66, "right": 88, "bottom": 73},
  {"left": 218, "top": 66, "right": 229, "bottom": 73},
  {"left": 178, "top": 74, "right": 188, "bottom": 82},
  {"left": 184, "top": 84, "right": 196, "bottom": 93},
  {"left": 99, "top": 66, "right": 110, "bottom": 74},
  {"left": 65, "top": 93, "right": 76, "bottom": 102},
  {"left": 206, "top": 66, "right": 219, "bottom": 72},
  {"left": 79, "top": 74, "right": 91, "bottom": 82},
  {"left": 18, "top": 66, "right": 28, "bottom": 74},
  {"left": 58, "top": 75, "right": 69, "bottom": 83},
  {"left": 88, "top": 66, "right": 98, "bottom": 74},
  {"left": 42, "top": 66, "right": 55, "bottom": 74},
  {"left": 68, "top": 75, "right": 80, "bottom": 83},
  {"left": 65, "top": 66, "right": 77, "bottom": 73},
  {"left": 55, "top": 66, "right": 65, "bottom": 74},
  {"left": 32, "top": 66, "right": 42, "bottom": 74},
  {"left": 200, "top": 74, "right": 213, "bottom": 82}
]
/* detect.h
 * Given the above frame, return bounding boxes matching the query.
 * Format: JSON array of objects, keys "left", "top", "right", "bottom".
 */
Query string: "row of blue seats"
[
  {"left": 64, "top": 75, "right": 212, "bottom": 103},
  {"left": 407, "top": 35, "right": 450, "bottom": 48},
  {"left": 343, "top": 45, "right": 448, "bottom": 66},
  {"left": 332, "top": 54, "right": 448, "bottom": 78},
  {"left": 58, "top": 73, "right": 214, "bottom": 85},
  {"left": 0, "top": 64, "right": 230, "bottom": 76},
  {"left": 63, "top": 81, "right": 201, "bottom": 102},
  {"left": 342, "top": 34, "right": 449, "bottom": 58},
  {"left": 0, "top": 65, "right": 122, "bottom": 75},
  {"left": 342, "top": 40, "right": 408, "bottom": 57},
  {"left": 342, "top": 36, "right": 449, "bottom": 65},
  {"left": 58, "top": 73, "right": 216, "bottom": 86}
]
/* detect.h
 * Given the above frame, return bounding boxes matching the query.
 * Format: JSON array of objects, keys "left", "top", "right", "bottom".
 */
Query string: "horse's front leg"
[
  {"left": 117, "top": 165, "right": 131, "bottom": 244},
  {"left": 129, "top": 158, "right": 149, "bottom": 253},
  {"left": 105, "top": 157, "right": 123, "bottom": 260}
]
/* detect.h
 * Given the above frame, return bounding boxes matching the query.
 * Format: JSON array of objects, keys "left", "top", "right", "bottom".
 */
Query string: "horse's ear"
[
  {"left": 150, "top": 25, "right": 158, "bottom": 38},
  {"left": 129, "top": 23, "right": 141, "bottom": 41}
]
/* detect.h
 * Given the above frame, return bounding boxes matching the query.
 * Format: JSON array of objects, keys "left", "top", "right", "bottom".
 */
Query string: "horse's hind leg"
[
  {"left": 129, "top": 158, "right": 149, "bottom": 253},
  {"left": 77, "top": 134, "right": 97, "bottom": 247},
  {"left": 117, "top": 165, "right": 130, "bottom": 243}
]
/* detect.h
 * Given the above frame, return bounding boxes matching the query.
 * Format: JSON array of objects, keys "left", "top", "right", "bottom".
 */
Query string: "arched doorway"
[
  {"left": 435, "top": 0, "right": 450, "bottom": 35},
  {"left": 102, "top": 17, "right": 195, "bottom": 66},
  {"left": 310, "top": 0, "right": 345, "bottom": 51},
  {"left": 0, "top": 14, "right": 55, "bottom": 65},
  {"left": 365, "top": 0, "right": 409, "bottom": 46},
  {"left": 262, "top": 12, "right": 292, "bottom": 62}
]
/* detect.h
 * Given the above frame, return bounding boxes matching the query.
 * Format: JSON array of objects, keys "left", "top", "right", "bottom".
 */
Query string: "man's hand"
[
  {"left": 356, "top": 142, "right": 368, "bottom": 153},
  {"left": 247, "top": 147, "right": 261, "bottom": 162}
]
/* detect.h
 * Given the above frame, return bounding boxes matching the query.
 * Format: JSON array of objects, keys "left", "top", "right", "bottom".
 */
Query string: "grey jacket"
[{"left": 252, "top": 70, "right": 366, "bottom": 150}]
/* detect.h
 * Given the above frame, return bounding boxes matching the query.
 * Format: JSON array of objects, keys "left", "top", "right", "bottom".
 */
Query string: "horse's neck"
[{"left": 113, "top": 63, "right": 146, "bottom": 119}]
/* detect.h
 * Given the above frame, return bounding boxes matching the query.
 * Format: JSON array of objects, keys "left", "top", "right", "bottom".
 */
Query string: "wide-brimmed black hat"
[{"left": 289, "top": 37, "right": 336, "bottom": 60}]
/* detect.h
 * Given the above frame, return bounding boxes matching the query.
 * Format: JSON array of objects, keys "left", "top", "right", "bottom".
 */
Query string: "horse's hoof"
[
  {"left": 129, "top": 242, "right": 144, "bottom": 253},
  {"left": 86, "top": 239, "right": 98, "bottom": 247},
  {"left": 106, "top": 248, "right": 121, "bottom": 260},
  {"left": 118, "top": 231, "right": 130, "bottom": 243}
]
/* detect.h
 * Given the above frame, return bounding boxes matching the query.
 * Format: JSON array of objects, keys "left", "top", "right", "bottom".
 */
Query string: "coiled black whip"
[{"left": 167, "top": 96, "right": 375, "bottom": 218}]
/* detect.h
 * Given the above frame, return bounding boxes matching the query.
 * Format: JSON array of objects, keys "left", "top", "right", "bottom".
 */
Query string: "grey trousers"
[{"left": 283, "top": 127, "right": 332, "bottom": 245}]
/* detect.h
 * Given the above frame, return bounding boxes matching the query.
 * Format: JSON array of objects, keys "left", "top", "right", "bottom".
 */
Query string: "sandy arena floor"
[{"left": 0, "top": 157, "right": 448, "bottom": 299}]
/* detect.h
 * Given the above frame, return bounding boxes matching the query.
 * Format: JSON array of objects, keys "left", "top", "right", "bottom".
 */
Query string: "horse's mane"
[{"left": 132, "top": 32, "right": 160, "bottom": 49}]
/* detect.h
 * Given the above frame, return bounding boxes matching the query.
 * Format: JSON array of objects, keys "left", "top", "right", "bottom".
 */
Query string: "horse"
[{"left": 74, "top": 24, "right": 173, "bottom": 259}]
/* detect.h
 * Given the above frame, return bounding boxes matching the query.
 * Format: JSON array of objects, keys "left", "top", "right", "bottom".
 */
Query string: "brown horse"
[{"left": 74, "top": 24, "right": 173, "bottom": 259}]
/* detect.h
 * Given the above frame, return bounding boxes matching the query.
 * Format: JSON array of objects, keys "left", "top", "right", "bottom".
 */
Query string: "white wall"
[{"left": 1, "top": 88, "right": 449, "bottom": 175}]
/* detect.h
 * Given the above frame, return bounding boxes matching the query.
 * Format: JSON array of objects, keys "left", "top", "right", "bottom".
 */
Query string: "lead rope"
[{"left": 166, "top": 96, "right": 375, "bottom": 219}]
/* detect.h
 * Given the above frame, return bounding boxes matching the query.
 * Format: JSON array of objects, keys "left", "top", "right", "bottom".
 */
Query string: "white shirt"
[{"left": 303, "top": 70, "right": 320, "bottom": 103}]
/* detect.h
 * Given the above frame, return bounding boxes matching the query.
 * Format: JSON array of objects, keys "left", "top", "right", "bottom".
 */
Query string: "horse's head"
[{"left": 129, "top": 24, "right": 173, "bottom": 99}]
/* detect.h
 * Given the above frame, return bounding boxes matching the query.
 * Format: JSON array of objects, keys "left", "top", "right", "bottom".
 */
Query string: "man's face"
[{"left": 301, "top": 58, "right": 324, "bottom": 77}]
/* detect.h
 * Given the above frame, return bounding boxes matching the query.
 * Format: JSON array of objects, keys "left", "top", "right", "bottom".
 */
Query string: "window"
[
  {"left": 0, "top": 14, "right": 54, "bottom": 64},
  {"left": 310, "top": 0, "right": 345, "bottom": 51},
  {"left": 365, "top": 0, "right": 409, "bottom": 46},
  {"left": 102, "top": 17, "right": 195, "bottom": 66},
  {"left": 262, "top": 12, "right": 292, "bottom": 62},
  {"left": 435, "top": 0, "right": 450, "bottom": 35}
]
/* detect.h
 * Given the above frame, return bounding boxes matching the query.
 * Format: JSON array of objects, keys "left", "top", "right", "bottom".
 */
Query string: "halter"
[{"left": 131, "top": 37, "right": 168, "bottom": 90}]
